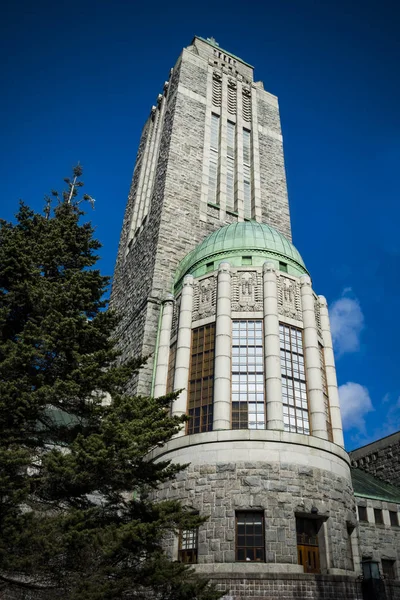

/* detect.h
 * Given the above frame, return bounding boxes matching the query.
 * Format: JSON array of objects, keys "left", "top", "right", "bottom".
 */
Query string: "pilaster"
[
  {"left": 213, "top": 262, "right": 232, "bottom": 430},
  {"left": 153, "top": 294, "right": 175, "bottom": 398},
  {"left": 172, "top": 275, "right": 194, "bottom": 434},
  {"left": 318, "top": 295, "right": 345, "bottom": 447},
  {"left": 263, "top": 262, "right": 284, "bottom": 430},
  {"left": 300, "top": 276, "right": 328, "bottom": 440}
]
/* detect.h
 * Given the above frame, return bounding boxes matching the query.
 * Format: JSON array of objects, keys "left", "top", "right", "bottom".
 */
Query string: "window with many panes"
[
  {"left": 232, "top": 320, "right": 265, "bottom": 430},
  {"left": 187, "top": 324, "right": 215, "bottom": 434},
  {"left": 280, "top": 324, "right": 309, "bottom": 434},
  {"left": 243, "top": 129, "right": 252, "bottom": 219},
  {"left": 178, "top": 528, "right": 198, "bottom": 564},
  {"left": 319, "top": 344, "right": 333, "bottom": 441},
  {"left": 226, "top": 121, "right": 235, "bottom": 211},
  {"left": 208, "top": 114, "right": 220, "bottom": 204},
  {"left": 236, "top": 512, "right": 265, "bottom": 562}
]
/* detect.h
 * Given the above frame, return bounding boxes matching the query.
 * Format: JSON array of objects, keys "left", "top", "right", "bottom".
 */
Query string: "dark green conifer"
[{"left": 0, "top": 169, "right": 221, "bottom": 600}]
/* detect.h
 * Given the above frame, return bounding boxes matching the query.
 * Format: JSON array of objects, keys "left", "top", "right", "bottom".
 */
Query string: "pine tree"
[{"left": 0, "top": 168, "right": 222, "bottom": 600}]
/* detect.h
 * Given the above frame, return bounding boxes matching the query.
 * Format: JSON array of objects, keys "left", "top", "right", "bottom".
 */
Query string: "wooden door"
[{"left": 296, "top": 517, "right": 321, "bottom": 574}]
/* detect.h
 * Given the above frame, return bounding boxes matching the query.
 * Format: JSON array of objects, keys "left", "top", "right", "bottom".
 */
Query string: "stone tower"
[
  {"left": 111, "top": 36, "right": 291, "bottom": 395},
  {"left": 111, "top": 37, "right": 366, "bottom": 599}
]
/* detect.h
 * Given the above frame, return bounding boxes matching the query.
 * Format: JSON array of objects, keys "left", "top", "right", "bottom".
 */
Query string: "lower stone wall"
[
  {"left": 155, "top": 458, "right": 356, "bottom": 570},
  {"left": 212, "top": 573, "right": 363, "bottom": 600}
]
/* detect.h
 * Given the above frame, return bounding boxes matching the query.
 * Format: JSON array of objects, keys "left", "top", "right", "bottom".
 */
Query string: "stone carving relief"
[
  {"left": 232, "top": 271, "right": 263, "bottom": 312},
  {"left": 277, "top": 275, "right": 302, "bottom": 321},
  {"left": 314, "top": 295, "right": 322, "bottom": 338},
  {"left": 171, "top": 295, "right": 181, "bottom": 340},
  {"left": 192, "top": 276, "right": 217, "bottom": 321}
]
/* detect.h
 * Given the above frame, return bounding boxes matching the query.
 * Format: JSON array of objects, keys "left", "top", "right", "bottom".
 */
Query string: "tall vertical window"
[
  {"left": 232, "top": 320, "right": 265, "bottom": 429},
  {"left": 188, "top": 324, "right": 215, "bottom": 434},
  {"left": 280, "top": 324, "right": 309, "bottom": 435},
  {"left": 243, "top": 129, "right": 252, "bottom": 219},
  {"left": 236, "top": 512, "right": 265, "bottom": 562},
  {"left": 226, "top": 121, "right": 235, "bottom": 211},
  {"left": 166, "top": 342, "right": 177, "bottom": 394},
  {"left": 178, "top": 528, "right": 198, "bottom": 564},
  {"left": 319, "top": 344, "right": 333, "bottom": 441},
  {"left": 208, "top": 114, "right": 220, "bottom": 204}
]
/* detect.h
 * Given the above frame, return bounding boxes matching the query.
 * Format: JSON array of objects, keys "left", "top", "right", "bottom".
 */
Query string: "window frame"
[
  {"left": 178, "top": 527, "right": 199, "bottom": 564},
  {"left": 280, "top": 323, "right": 310, "bottom": 435},
  {"left": 358, "top": 505, "right": 368, "bottom": 522},
  {"left": 374, "top": 508, "right": 384, "bottom": 525},
  {"left": 187, "top": 323, "right": 215, "bottom": 434},
  {"left": 235, "top": 511, "right": 265, "bottom": 563},
  {"left": 231, "top": 319, "right": 265, "bottom": 430},
  {"left": 382, "top": 559, "right": 396, "bottom": 580}
]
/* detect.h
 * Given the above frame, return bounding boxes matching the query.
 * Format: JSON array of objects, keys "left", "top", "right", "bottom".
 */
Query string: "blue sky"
[{"left": 1, "top": 0, "right": 399, "bottom": 450}]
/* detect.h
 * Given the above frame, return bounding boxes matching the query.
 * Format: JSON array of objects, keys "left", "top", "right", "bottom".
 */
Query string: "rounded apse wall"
[{"left": 150, "top": 431, "right": 357, "bottom": 574}]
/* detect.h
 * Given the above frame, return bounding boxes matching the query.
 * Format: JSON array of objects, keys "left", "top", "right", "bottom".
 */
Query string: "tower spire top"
[{"left": 207, "top": 36, "right": 219, "bottom": 46}]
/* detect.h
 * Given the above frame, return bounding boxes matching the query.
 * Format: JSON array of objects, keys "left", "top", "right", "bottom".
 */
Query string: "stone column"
[
  {"left": 153, "top": 294, "right": 174, "bottom": 398},
  {"left": 172, "top": 275, "right": 194, "bottom": 435},
  {"left": 213, "top": 262, "right": 232, "bottom": 430},
  {"left": 263, "top": 262, "right": 284, "bottom": 430},
  {"left": 318, "top": 296, "right": 345, "bottom": 447},
  {"left": 300, "top": 276, "right": 328, "bottom": 440}
]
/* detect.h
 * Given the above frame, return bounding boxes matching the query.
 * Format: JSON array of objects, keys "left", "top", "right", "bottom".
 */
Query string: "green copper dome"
[{"left": 175, "top": 221, "right": 308, "bottom": 289}]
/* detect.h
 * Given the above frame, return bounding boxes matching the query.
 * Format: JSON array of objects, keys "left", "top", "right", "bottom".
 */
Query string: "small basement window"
[
  {"left": 374, "top": 508, "right": 384, "bottom": 525},
  {"left": 358, "top": 506, "right": 368, "bottom": 522},
  {"left": 382, "top": 559, "right": 396, "bottom": 580}
]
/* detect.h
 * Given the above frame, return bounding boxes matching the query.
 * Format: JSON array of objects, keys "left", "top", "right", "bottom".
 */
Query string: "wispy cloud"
[
  {"left": 372, "top": 394, "right": 400, "bottom": 440},
  {"left": 330, "top": 289, "right": 364, "bottom": 356},
  {"left": 339, "top": 382, "right": 374, "bottom": 433}
]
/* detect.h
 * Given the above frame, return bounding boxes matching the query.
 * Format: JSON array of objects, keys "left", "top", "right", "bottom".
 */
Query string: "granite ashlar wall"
[
  {"left": 155, "top": 459, "right": 356, "bottom": 571},
  {"left": 350, "top": 432, "right": 400, "bottom": 488}
]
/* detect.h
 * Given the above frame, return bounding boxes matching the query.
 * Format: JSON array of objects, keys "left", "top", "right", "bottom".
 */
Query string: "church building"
[{"left": 111, "top": 36, "right": 400, "bottom": 600}]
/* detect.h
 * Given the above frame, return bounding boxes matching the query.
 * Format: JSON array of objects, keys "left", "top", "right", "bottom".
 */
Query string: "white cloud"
[
  {"left": 339, "top": 382, "right": 374, "bottom": 433},
  {"left": 330, "top": 289, "right": 364, "bottom": 356}
]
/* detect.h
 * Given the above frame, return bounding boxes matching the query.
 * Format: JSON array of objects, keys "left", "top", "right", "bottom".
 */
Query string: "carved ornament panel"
[
  {"left": 193, "top": 275, "right": 217, "bottom": 321},
  {"left": 232, "top": 271, "right": 263, "bottom": 312},
  {"left": 277, "top": 275, "right": 302, "bottom": 321}
]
